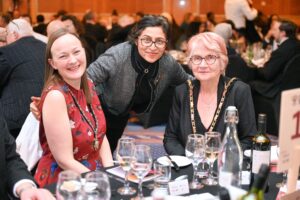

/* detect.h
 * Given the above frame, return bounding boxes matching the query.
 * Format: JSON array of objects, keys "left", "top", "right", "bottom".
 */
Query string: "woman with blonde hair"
[{"left": 164, "top": 32, "right": 256, "bottom": 155}]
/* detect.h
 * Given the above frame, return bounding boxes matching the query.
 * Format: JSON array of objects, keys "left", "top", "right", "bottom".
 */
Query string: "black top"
[
  {"left": 130, "top": 44, "right": 159, "bottom": 113},
  {"left": 164, "top": 76, "right": 257, "bottom": 155}
]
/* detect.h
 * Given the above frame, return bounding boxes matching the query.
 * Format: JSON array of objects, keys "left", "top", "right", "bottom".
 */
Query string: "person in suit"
[
  {"left": 0, "top": 110, "right": 54, "bottom": 200},
  {"left": 0, "top": 18, "right": 46, "bottom": 138},
  {"left": 250, "top": 19, "right": 300, "bottom": 98},
  {"left": 33, "top": 14, "right": 47, "bottom": 36},
  {"left": 164, "top": 32, "right": 256, "bottom": 155}
]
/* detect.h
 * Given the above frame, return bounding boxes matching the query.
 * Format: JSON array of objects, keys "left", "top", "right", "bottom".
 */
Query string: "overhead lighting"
[{"left": 179, "top": 0, "right": 186, "bottom": 6}]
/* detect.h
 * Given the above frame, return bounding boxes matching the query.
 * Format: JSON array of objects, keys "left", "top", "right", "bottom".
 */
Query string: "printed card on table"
[{"left": 277, "top": 88, "right": 300, "bottom": 172}]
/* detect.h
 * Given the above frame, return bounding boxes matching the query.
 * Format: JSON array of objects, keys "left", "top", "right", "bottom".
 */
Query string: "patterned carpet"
[{"left": 123, "top": 122, "right": 166, "bottom": 160}]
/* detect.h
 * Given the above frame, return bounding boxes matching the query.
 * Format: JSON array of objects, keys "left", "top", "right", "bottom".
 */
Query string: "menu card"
[
  {"left": 277, "top": 88, "right": 300, "bottom": 193},
  {"left": 106, "top": 166, "right": 158, "bottom": 184}
]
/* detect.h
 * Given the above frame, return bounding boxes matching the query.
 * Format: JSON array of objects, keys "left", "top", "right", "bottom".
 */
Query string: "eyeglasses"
[
  {"left": 189, "top": 54, "right": 220, "bottom": 65},
  {"left": 140, "top": 37, "right": 167, "bottom": 49}
]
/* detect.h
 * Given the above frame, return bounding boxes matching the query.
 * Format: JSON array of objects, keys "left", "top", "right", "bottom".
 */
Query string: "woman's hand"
[{"left": 30, "top": 96, "right": 41, "bottom": 120}]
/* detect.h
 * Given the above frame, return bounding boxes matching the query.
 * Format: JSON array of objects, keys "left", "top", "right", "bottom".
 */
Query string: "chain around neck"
[{"left": 68, "top": 87, "right": 99, "bottom": 148}]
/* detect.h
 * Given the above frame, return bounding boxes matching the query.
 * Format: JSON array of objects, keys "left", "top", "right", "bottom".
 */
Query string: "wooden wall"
[{"left": 2, "top": 0, "right": 300, "bottom": 25}]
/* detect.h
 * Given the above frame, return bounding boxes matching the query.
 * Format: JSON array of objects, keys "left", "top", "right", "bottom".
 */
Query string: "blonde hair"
[{"left": 187, "top": 32, "right": 228, "bottom": 70}]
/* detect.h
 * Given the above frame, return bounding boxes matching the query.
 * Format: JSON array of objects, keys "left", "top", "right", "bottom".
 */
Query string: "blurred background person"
[{"left": 0, "top": 19, "right": 46, "bottom": 138}]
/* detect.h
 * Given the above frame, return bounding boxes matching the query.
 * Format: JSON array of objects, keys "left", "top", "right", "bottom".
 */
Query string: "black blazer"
[
  {"left": 0, "top": 113, "right": 34, "bottom": 200},
  {"left": 163, "top": 76, "right": 257, "bottom": 155},
  {"left": 0, "top": 36, "right": 46, "bottom": 133},
  {"left": 250, "top": 38, "right": 300, "bottom": 98}
]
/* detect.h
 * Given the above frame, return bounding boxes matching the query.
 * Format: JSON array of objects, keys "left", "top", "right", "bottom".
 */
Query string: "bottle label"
[
  {"left": 218, "top": 171, "right": 233, "bottom": 187},
  {"left": 252, "top": 150, "right": 270, "bottom": 174}
]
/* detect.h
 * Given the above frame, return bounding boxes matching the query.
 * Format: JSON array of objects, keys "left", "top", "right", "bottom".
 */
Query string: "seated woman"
[
  {"left": 34, "top": 29, "right": 113, "bottom": 187},
  {"left": 163, "top": 32, "right": 256, "bottom": 155}
]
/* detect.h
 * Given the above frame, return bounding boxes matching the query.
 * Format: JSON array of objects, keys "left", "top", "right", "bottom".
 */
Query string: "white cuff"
[{"left": 13, "top": 179, "right": 36, "bottom": 197}]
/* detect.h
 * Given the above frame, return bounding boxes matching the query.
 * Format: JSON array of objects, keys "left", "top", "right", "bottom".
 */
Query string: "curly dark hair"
[{"left": 128, "top": 15, "right": 169, "bottom": 44}]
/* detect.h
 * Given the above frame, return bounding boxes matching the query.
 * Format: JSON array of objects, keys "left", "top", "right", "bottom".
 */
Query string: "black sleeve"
[
  {"left": 163, "top": 87, "right": 186, "bottom": 155},
  {"left": 235, "top": 82, "right": 257, "bottom": 150},
  {"left": 0, "top": 115, "right": 35, "bottom": 193}
]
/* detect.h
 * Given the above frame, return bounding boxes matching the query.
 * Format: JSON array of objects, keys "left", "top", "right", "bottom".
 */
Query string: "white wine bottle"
[
  {"left": 250, "top": 113, "right": 271, "bottom": 189},
  {"left": 240, "top": 164, "right": 270, "bottom": 200}
]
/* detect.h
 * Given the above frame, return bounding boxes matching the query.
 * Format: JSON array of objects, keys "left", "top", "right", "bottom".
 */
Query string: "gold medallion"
[{"left": 93, "top": 139, "right": 99, "bottom": 150}]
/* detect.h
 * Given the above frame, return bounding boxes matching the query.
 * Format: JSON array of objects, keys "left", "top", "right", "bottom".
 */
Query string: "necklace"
[{"left": 68, "top": 87, "right": 99, "bottom": 151}]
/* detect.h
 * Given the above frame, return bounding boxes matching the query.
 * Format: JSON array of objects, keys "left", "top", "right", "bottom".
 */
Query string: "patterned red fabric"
[{"left": 34, "top": 79, "right": 106, "bottom": 187}]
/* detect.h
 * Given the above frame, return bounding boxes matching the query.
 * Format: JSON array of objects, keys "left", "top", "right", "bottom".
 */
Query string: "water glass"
[
  {"left": 185, "top": 134, "right": 205, "bottom": 189},
  {"left": 203, "top": 131, "right": 221, "bottom": 186},
  {"left": 131, "top": 145, "right": 152, "bottom": 200},
  {"left": 56, "top": 170, "right": 82, "bottom": 200},
  {"left": 116, "top": 137, "right": 136, "bottom": 195},
  {"left": 83, "top": 171, "right": 111, "bottom": 200},
  {"left": 153, "top": 161, "right": 171, "bottom": 190}
]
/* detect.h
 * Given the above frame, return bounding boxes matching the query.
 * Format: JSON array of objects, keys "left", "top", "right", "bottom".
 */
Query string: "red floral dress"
[{"left": 34, "top": 80, "right": 106, "bottom": 187}]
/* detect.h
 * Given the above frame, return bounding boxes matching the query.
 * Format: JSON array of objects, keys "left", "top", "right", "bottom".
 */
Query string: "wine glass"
[
  {"left": 56, "top": 170, "right": 82, "bottom": 200},
  {"left": 131, "top": 145, "right": 153, "bottom": 200},
  {"left": 83, "top": 171, "right": 111, "bottom": 200},
  {"left": 185, "top": 134, "right": 205, "bottom": 189},
  {"left": 203, "top": 131, "right": 221, "bottom": 186},
  {"left": 116, "top": 137, "right": 136, "bottom": 195}
]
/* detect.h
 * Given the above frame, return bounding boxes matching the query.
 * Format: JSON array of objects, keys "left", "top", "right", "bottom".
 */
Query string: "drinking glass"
[
  {"left": 203, "top": 131, "right": 221, "bottom": 185},
  {"left": 185, "top": 134, "right": 205, "bottom": 189},
  {"left": 56, "top": 170, "right": 82, "bottom": 200},
  {"left": 83, "top": 171, "right": 111, "bottom": 200},
  {"left": 131, "top": 145, "right": 153, "bottom": 200},
  {"left": 116, "top": 137, "right": 136, "bottom": 195},
  {"left": 153, "top": 160, "right": 171, "bottom": 190}
]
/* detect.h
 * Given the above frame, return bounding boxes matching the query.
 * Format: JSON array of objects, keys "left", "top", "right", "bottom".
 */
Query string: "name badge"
[{"left": 168, "top": 179, "right": 189, "bottom": 196}]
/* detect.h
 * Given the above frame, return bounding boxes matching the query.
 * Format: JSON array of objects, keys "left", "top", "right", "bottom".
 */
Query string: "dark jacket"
[
  {"left": 0, "top": 36, "right": 46, "bottom": 133},
  {"left": 250, "top": 38, "right": 300, "bottom": 98},
  {"left": 87, "top": 42, "right": 189, "bottom": 115},
  {"left": 164, "top": 76, "right": 257, "bottom": 155},
  {"left": 0, "top": 113, "right": 34, "bottom": 200}
]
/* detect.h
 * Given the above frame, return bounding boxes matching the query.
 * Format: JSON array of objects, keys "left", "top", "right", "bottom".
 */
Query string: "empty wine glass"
[
  {"left": 131, "top": 145, "right": 153, "bottom": 200},
  {"left": 203, "top": 131, "right": 221, "bottom": 186},
  {"left": 116, "top": 137, "right": 136, "bottom": 195},
  {"left": 83, "top": 171, "right": 111, "bottom": 200},
  {"left": 185, "top": 134, "right": 205, "bottom": 189},
  {"left": 56, "top": 170, "right": 82, "bottom": 200}
]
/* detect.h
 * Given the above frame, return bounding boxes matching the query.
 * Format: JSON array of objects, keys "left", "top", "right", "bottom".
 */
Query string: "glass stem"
[
  {"left": 138, "top": 178, "right": 143, "bottom": 199},
  {"left": 209, "top": 161, "right": 214, "bottom": 179},
  {"left": 192, "top": 164, "right": 198, "bottom": 183},
  {"left": 124, "top": 171, "right": 129, "bottom": 189}
]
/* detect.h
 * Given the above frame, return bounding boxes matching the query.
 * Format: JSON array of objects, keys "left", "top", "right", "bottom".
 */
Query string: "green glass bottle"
[
  {"left": 239, "top": 164, "right": 270, "bottom": 200},
  {"left": 250, "top": 113, "right": 271, "bottom": 191}
]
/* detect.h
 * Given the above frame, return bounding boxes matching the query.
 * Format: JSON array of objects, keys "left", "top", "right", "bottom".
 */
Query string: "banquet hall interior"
[{"left": 1, "top": 0, "right": 300, "bottom": 199}]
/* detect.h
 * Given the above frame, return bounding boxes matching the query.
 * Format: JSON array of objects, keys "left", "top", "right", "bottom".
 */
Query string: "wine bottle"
[
  {"left": 239, "top": 164, "right": 270, "bottom": 200},
  {"left": 218, "top": 106, "right": 243, "bottom": 188},
  {"left": 250, "top": 114, "right": 271, "bottom": 189}
]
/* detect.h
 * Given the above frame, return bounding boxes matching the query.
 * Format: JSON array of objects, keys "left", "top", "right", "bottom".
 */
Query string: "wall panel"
[{"left": 6, "top": 0, "right": 300, "bottom": 25}]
